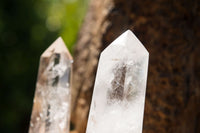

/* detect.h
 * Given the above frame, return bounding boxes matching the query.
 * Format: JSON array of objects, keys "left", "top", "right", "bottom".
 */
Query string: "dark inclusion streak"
[
  {"left": 108, "top": 64, "right": 126, "bottom": 101},
  {"left": 53, "top": 53, "right": 60, "bottom": 66},
  {"left": 52, "top": 76, "right": 59, "bottom": 86},
  {"left": 45, "top": 54, "right": 60, "bottom": 131},
  {"left": 45, "top": 104, "right": 51, "bottom": 131},
  {"left": 52, "top": 53, "right": 60, "bottom": 86}
]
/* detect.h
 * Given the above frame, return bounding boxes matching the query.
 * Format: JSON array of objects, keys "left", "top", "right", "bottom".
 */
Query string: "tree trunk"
[{"left": 71, "top": 0, "right": 200, "bottom": 133}]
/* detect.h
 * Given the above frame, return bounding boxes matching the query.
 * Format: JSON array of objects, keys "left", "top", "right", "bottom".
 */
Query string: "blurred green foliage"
[
  {"left": 45, "top": 0, "right": 88, "bottom": 53},
  {"left": 0, "top": 0, "right": 88, "bottom": 132}
]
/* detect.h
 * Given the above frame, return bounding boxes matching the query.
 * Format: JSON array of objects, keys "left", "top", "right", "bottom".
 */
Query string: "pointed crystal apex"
[
  {"left": 86, "top": 30, "right": 149, "bottom": 133},
  {"left": 102, "top": 30, "right": 148, "bottom": 57},
  {"left": 41, "top": 37, "right": 73, "bottom": 61},
  {"left": 123, "top": 30, "right": 148, "bottom": 54}
]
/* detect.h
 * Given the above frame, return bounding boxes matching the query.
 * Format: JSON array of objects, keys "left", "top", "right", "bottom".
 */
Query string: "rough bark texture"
[{"left": 71, "top": 0, "right": 200, "bottom": 133}]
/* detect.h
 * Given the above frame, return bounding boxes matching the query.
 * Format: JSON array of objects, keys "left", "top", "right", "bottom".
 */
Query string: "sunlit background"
[{"left": 0, "top": 0, "right": 88, "bottom": 132}]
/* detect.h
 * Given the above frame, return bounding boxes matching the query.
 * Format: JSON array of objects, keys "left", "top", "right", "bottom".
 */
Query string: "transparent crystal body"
[
  {"left": 86, "top": 30, "right": 149, "bottom": 133},
  {"left": 29, "top": 37, "right": 73, "bottom": 133}
]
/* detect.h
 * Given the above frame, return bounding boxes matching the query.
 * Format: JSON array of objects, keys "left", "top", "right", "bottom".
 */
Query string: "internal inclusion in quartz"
[
  {"left": 29, "top": 37, "right": 73, "bottom": 133},
  {"left": 86, "top": 30, "right": 149, "bottom": 133}
]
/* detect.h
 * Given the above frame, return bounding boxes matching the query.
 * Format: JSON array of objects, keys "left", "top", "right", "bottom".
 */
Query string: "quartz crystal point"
[
  {"left": 86, "top": 30, "right": 149, "bottom": 133},
  {"left": 29, "top": 37, "right": 73, "bottom": 133}
]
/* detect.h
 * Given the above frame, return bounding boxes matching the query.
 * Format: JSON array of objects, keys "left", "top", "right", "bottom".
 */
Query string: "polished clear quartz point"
[
  {"left": 29, "top": 37, "right": 73, "bottom": 133},
  {"left": 86, "top": 30, "right": 149, "bottom": 133}
]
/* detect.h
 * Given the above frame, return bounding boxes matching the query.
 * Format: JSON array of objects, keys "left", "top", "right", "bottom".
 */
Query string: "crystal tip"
[{"left": 41, "top": 37, "right": 73, "bottom": 60}]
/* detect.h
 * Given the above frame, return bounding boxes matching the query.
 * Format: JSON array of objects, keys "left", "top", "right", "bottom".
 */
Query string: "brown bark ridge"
[{"left": 71, "top": 0, "right": 200, "bottom": 133}]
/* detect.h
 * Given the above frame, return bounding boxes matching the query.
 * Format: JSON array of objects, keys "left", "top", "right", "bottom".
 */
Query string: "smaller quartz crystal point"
[
  {"left": 86, "top": 30, "right": 149, "bottom": 133},
  {"left": 29, "top": 37, "right": 73, "bottom": 133}
]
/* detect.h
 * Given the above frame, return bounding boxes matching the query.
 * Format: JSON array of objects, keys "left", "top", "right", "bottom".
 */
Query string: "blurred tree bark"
[{"left": 70, "top": 0, "right": 200, "bottom": 133}]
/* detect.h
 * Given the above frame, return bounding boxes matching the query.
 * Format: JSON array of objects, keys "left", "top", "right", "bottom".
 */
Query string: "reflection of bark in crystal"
[
  {"left": 125, "top": 82, "right": 138, "bottom": 102},
  {"left": 107, "top": 62, "right": 140, "bottom": 103},
  {"left": 124, "top": 63, "right": 140, "bottom": 102},
  {"left": 108, "top": 63, "right": 126, "bottom": 102}
]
